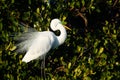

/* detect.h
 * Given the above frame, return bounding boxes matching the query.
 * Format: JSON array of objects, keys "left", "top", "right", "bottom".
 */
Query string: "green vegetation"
[{"left": 0, "top": 0, "right": 120, "bottom": 80}]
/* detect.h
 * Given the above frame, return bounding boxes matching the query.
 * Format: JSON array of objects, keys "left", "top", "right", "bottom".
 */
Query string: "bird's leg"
[
  {"left": 43, "top": 55, "right": 46, "bottom": 80},
  {"left": 41, "top": 55, "right": 46, "bottom": 80}
]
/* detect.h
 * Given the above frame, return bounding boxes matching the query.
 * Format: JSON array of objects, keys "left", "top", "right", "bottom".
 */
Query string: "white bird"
[{"left": 16, "top": 19, "right": 70, "bottom": 63}]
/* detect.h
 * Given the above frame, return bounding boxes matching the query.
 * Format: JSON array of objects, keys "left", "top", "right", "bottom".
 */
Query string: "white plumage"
[{"left": 16, "top": 19, "right": 67, "bottom": 63}]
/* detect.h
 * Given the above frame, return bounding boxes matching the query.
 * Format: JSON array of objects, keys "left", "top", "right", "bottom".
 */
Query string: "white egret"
[{"left": 16, "top": 19, "right": 70, "bottom": 63}]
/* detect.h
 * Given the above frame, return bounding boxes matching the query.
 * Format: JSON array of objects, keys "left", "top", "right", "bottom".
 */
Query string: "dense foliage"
[{"left": 0, "top": 0, "right": 120, "bottom": 80}]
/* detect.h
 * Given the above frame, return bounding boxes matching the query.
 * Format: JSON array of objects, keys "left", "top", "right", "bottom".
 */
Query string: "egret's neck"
[{"left": 57, "top": 24, "right": 67, "bottom": 45}]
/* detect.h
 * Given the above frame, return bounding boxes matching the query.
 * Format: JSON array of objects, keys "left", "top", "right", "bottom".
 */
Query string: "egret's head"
[{"left": 50, "top": 19, "right": 62, "bottom": 31}]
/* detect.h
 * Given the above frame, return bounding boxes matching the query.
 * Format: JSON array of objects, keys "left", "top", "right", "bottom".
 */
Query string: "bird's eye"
[{"left": 54, "top": 22, "right": 61, "bottom": 27}]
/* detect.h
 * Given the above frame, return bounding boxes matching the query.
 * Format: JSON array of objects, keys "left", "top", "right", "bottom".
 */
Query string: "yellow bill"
[{"left": 64, "top": 25, "right": 72, "bottom": 31}]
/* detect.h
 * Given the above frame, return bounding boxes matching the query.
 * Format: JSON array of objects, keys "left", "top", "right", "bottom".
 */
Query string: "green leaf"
[{"left": 98, "top": 47, "right": 104, "bottom": 55}]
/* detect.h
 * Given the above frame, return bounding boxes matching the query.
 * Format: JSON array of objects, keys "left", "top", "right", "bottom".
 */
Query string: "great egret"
[{"left": 16, "top": 19, "right": 70, "bottom": 63}]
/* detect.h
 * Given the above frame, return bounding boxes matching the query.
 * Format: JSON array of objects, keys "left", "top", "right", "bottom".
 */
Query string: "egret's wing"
[
  {"left": 15, "top": 32, "right": 42, "bottom": 53},
  {"left": 22, "top": 32, "right": 55, "bottom": 63}
]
